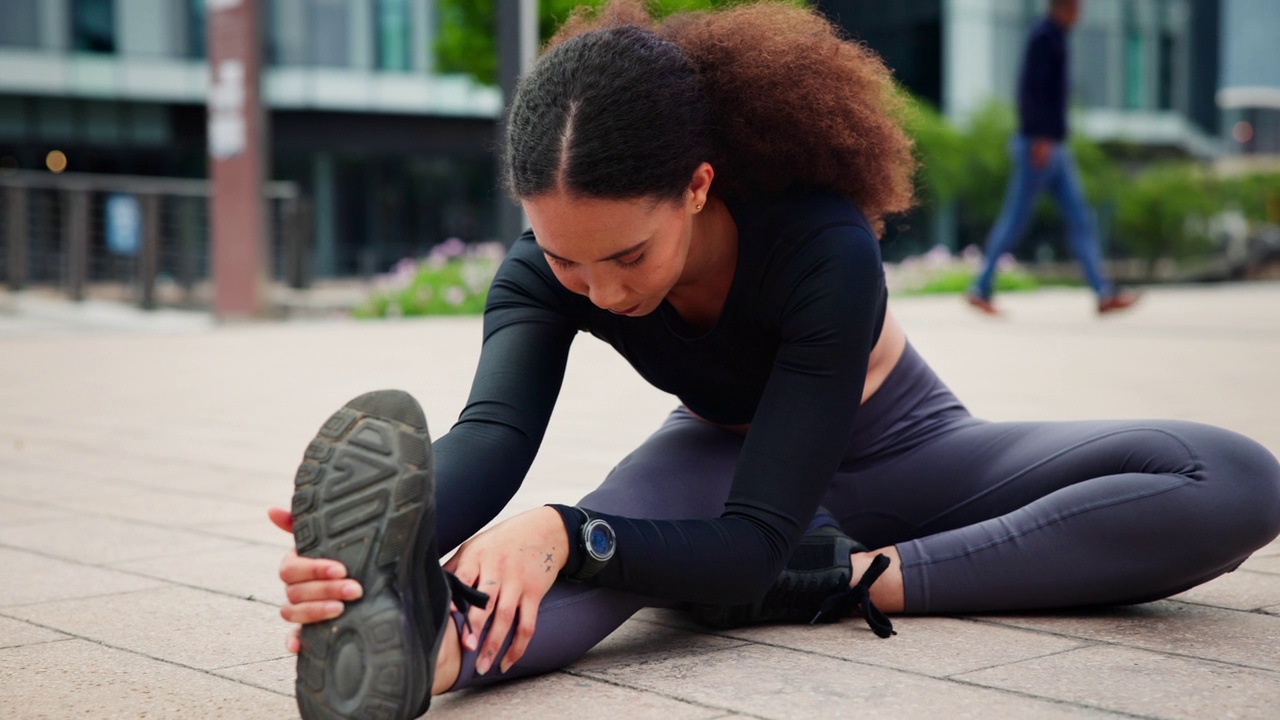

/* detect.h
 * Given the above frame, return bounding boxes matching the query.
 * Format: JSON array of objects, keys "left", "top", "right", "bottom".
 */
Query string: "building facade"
[
  {"left": 818, "top": 0, "right": 1224, "bottom": 157},
  {"left": 0, "top": 0, "right": 503, "bottom": 278}
]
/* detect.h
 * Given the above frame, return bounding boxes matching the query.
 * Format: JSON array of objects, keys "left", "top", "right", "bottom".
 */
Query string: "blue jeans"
[{"left": 971, "top": 135, "right": 1113, "bottom": 300}]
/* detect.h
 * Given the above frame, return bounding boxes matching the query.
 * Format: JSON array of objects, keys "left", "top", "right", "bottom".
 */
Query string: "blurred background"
[{"left": 0, "top": 0, "right": 1277, "bottom": 319}]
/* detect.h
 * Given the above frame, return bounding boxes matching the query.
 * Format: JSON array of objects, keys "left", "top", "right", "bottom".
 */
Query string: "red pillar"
[{"left": 206, "top": 0, "right": 268, "bottom": 319}]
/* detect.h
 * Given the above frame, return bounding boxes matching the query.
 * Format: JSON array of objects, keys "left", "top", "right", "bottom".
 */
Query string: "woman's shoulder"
[{"left": 737, "top": 190, "right": 875, "bottom": 244}]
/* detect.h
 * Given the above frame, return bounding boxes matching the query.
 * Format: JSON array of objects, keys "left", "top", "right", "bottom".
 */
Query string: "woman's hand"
[
  {"left": 268, "top": 507, "right": 364, "bottom": 654},
  {"left": 443, "top": 506, "right": 570, "bottom": 675}
]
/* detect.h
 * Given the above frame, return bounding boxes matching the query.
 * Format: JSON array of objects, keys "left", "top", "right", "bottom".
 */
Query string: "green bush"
[
  {"left": 353, "top": 240, "right": 505, "bottom": 319},
  {"left": 1112, "top": 164, "right": 1220, "bottom": 274}
]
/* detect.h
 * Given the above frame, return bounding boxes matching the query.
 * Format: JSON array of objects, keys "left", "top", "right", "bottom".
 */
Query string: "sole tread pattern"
[{"left": 291, "top": 391, "right": 435, "bottom": 720}]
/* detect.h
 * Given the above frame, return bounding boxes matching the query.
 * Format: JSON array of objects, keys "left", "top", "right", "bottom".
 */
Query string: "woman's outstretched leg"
[{"left": 825, "top": 419, "right": 1280, "bottom": 614}]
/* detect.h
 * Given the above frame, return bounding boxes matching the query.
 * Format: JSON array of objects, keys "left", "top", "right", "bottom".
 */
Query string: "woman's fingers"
[
  {"left": 285, "top": 579, "right": 363, "bottom": 605},
  {"left": 499, "top": 597, "right": 539, "bottom": 674},
  {"left": 286, "top": 625, "right": 301, "bottom": 654},
  {"left": 267, "top": 506, "right": 294, "bottom": 533},
  {"left": 476, "top": 586, "right": 521, "bottom": 675},
  {"left": 280, "top": 599, "right": 346, "bottom": 625},
  {"left": 279, "top": 549, "right": 348, "bottom": 584}
]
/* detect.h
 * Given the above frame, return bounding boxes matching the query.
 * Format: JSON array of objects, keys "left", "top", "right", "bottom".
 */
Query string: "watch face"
[{"left": 585, "top": 519, "right": 616, "bottom": 561}]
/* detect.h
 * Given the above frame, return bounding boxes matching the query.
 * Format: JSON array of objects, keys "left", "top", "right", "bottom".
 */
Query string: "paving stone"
[
  {"left": 569, "top": 616, "right": 749, "bottom": 673},
  {"left": 195, "top": 517, "right": 296, "bottom": 549},
  {"left": 112, "top": 543, "right": 288, "bottom": 606},
  {"left": 0, "top": 639, "right": 295, "bottom": 719},
  {"left": 6, "top": 586, "right": 284, "bottom": 671},
  {"left": 0, "top": 616, "right": 70, "bottom": 649},
  {"left": 0, "top": 498, "right": 70, "bottom": 528},
  {"left": 0, "top": 515, "right": 241, "bottom": 565},
  {"left": 1171, "top": 569, "right": 1280, "bottom": 611},
  {"left": 0, "top": 547, "right": 166, "bottom": 607},
  {"left": 979, "top": 600, "right": 1280, "bottom": 673},
  {"left": 434, "top": 671, "right": 740, "bottom": 720},
  {"left": 718, "top": 615, "right": 1088, "bottom": 678},
  {"left": 1242, "top": 554, "right": 1280, "bottom": 574},
  {"left": 579, "top": 642, "right": 1113, "bottom": 719},
  {"left": 956, "top": 644, "right": 1280, "bottom": 719},
  {"left": 212, "top": 655, "right": 297, "bottom": 697}
]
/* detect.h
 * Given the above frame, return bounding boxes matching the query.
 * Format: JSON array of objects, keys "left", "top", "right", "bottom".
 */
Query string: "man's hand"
[{"left": 442, "top": 506, "right": 570, "bottom": 675}]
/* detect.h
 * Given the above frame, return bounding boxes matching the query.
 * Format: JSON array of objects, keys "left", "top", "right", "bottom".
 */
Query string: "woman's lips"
[{"left": 610, "top": 303, "right": 640, "bottom": 315}]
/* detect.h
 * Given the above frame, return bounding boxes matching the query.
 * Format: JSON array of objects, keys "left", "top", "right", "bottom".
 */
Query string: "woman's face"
[{"left": 522, "top": 191, "right": 698, "bottom": 317}]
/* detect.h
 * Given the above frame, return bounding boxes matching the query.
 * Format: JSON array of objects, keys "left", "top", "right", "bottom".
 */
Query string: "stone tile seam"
[
  {"left": 0, "top": 456, "right": 286, "bottom": 507},
  {"left": 0, "top": 543, "right": 280, "bottom": 609},
  {"left": 0, "top": 636, "right": 77, "bottom": 652},
  {"left": 560, "top": 667, "right": 767, "bottom": 720},
  {"left": 0, "top": 610, "right": 293, "bottom": 699},
  {"left": 962, "top": 611, "right": 1280, "bottom": 676},
  {"left": 0, "top": 437, "right": 280, "bottom": 479},
  {"left": 591, "top": 624, "right": 1150, "bottom": 719},
  {"left": 208, "top": 653, "right": 296, "bottom": 672},
  {"left": 936, "top": 640, "right": 1101, "bottom": 679}
]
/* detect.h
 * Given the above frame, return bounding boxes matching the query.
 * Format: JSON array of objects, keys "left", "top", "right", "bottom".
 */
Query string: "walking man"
[{"left": 967, "top": 0, "right": 1139, "bottom": 315}]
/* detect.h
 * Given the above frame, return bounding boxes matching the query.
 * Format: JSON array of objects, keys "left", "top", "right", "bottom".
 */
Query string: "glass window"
[
  {"left": 0, "top": 0, "right": 40, "bottom": 48},
  {"left": 72, "top": 0, "right": 116, "bottom": 54},
  {"left": 376, "top": 0, "right": 411, "bottom": 72},
  {"left": 188, "top": 0, "right": 206, "bottom": 58},
  {"left": 309, "top": 0, "right": 349, "bottom": 67}
]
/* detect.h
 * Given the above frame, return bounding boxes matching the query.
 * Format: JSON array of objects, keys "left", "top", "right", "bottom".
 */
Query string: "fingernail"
[
  {"left": 323, "top": 601, "right": 344, "bottom": 616},
  {"left": 465, "top": 632, "right": 477, "bottom": 651},
  {"left": 499, "top": 659, "right": 512, "bottom": 674},
  {"left": 327, "top": 566, "right": 346, "bottom": 579},
  {"left": 476, "top": 656, "right": 491, "bottom": 675},
  {"left": 342, "top": 582, "right": 362, "bottom": 599}
]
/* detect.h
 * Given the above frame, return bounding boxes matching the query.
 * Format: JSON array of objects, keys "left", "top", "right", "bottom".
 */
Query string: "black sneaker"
[
  {"left": 689, "top": 525, "right": 895, "bottom": 638},
  {"left": 291, "top": 390, "right": 487, "bottom": 720}
]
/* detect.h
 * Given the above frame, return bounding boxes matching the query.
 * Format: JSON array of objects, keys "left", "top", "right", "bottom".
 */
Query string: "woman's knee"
[{"left": 1177, "top": 422, "right": 1280, "bottom": 550}]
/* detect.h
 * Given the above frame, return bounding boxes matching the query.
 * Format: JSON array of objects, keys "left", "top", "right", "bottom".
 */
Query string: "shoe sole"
[{"left": 292, "top": 390, "right": 443, "bottom": 720}]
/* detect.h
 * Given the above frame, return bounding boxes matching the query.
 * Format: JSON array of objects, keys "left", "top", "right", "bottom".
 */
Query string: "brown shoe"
[
  {"left": 965, "top": 292, "right": 1001, "bottom": 316},
  {"left": 1098, "top": 290, "right": 1141, "bottom": 315}
]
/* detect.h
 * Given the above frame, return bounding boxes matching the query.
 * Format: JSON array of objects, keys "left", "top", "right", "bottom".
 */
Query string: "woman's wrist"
[{"left": 546, "top": 504, "right": 585, "bottom": 577}]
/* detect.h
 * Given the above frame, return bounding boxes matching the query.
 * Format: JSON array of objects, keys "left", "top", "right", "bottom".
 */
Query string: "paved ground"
[{"left": 1, "top": 283, "right": 1279, "bottom": 719}]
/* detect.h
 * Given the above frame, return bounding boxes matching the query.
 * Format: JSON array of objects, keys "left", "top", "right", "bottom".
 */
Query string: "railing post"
[
  {"left": 138, "top": 194, "right": 160, "bottom": 310},
  {"left": 63, "top": 189, "right": 89, "bottom": 302},
  {"left": 6, "top": 187, "right": 27, "bottom": 291}
]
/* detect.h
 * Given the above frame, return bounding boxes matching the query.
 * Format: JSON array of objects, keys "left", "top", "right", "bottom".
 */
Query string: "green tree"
[{"left": 435, "top": 0, "right": 794, "bottom": 85}]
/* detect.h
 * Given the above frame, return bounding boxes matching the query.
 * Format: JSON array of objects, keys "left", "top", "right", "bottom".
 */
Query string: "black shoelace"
[
  {"left": 445, "top": 571, "right": 491, "bottom": 633},
  {"left": 809, "top": 553, "right": 896, "bottom": 639}
]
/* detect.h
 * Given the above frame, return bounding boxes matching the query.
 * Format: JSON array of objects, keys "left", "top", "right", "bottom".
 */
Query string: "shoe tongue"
[{"left": 788, "top": 542, "right": 835, "bottom": 572}]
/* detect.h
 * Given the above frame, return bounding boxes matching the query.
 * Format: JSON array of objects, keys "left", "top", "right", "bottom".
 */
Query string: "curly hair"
[{"left": 504, "top": 0, "right": 916, "bottom": 233}]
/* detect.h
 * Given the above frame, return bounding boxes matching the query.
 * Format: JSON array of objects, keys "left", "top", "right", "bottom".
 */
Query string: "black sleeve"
[
  {"left": 582, "top": 224, "right": 885, "bottom": 604},
  {"left": 432, "top": 239, "right": 577, "bottom": 552}
]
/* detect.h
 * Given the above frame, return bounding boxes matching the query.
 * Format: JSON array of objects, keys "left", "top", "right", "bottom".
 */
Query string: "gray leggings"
[{"left": 451, "top": 342, "right": 1280, "bottom": 689}]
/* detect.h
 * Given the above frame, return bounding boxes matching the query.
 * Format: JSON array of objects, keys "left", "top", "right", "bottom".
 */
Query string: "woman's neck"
[{"left": 666, "top": 197, "right": 739, "bottom": 330}]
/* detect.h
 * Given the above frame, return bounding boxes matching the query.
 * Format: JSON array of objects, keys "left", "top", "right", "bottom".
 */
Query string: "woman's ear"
[{"left": 687, "top": 162, "right": 715, "bottom": 212}]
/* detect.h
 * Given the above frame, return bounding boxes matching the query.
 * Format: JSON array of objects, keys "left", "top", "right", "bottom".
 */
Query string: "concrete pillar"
[
  {"left": 943, "top": 0, "right": 999, "bottom": 122},
  {"left": 207, "top": 0, "right": 269, "bottom": 319}
]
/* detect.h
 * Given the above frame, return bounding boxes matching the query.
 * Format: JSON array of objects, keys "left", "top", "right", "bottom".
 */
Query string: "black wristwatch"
[{"left": 566, "top": 508, "right": 616, "bottom": 584}]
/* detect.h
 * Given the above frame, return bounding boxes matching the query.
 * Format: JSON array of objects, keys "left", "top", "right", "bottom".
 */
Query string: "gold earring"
[{"left": 694, "top": 204, "right": 703, "bottom": 212}]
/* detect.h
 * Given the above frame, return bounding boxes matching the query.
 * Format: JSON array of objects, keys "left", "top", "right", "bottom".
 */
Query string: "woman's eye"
[
  {"left": 618, "top": 254, "right": 645, "bottom": 269},
  {"left": 546, "top": 255, "right": 573, "bottom": 269}
]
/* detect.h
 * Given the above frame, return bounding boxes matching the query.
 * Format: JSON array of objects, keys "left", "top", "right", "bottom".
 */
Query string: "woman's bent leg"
[
  {"left": 451, "top": 408, "right": 743, "bottom": 689},
  {"left": 825, "top": 419, "right": 1280, "bottom": 614}
]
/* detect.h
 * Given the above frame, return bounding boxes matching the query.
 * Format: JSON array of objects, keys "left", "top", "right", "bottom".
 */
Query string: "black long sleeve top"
[
  {"left": 430, "top": 191, "right": 887, "bottom": 604},
  {"left": 1018, "top": 17, "right": 1069, "bottom": 142}
]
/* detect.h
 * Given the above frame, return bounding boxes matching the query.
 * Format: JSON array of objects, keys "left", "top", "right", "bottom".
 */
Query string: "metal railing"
[{"left": 0, "top": 170, "right": 311, "bottom": 309}]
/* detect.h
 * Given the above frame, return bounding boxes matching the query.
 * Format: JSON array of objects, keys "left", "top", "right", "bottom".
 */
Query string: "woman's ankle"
[
  {"left": 431, "top": 619, "right": 462, "bottom": 696},
  {"left": 851, "top": 546, "right": 905, "bottom": 613}
]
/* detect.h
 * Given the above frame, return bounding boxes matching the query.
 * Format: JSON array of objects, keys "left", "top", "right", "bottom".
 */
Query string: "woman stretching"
[{"left": 267, "top": 3, "right": 1280, "bottom": 718}]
